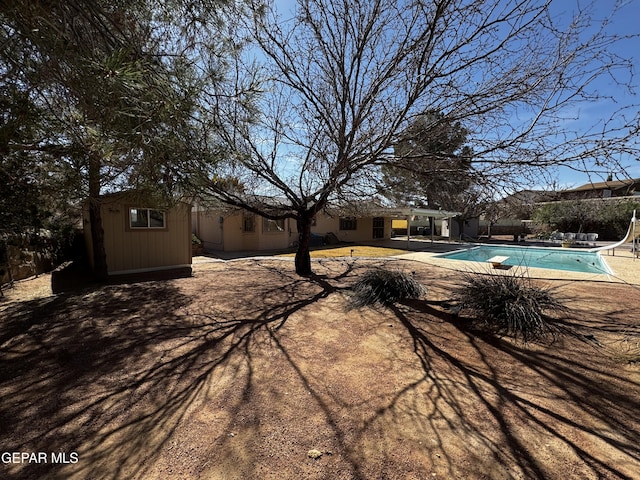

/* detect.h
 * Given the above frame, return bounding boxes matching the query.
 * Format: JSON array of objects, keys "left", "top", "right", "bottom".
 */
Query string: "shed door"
[{"left": 372, "top": 217, "right": 385, "bottom": 239}]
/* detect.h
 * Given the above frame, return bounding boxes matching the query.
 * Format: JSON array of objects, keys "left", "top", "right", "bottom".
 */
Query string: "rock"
[{"left": 307, "top": 449, "right": 323, "bottom": 459}]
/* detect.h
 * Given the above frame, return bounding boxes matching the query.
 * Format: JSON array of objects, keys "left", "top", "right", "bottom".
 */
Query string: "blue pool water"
[{"left": 436, "top": 245, "right": 612, "bottom": 274}]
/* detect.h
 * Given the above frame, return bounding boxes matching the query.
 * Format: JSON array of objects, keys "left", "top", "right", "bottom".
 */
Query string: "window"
[
  {"left": 129, "top": 208, "right": 166, "bottom": 229},
  {"left": 263, "top": 217, "right": 285, "bottom": 232},
  {"left": 242, "top": 213, "right": 255, "bottom": 232},
  {"left": 372, "top": 217, "right": 385, "bottom": 239},
  {"left": 339, "top": 217, "right": 357, "bottom": 231}
]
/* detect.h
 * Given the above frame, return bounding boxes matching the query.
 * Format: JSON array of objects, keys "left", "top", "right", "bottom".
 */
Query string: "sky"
[
  {"left": 553, "top": 0, "right": 640, "bottom": 188},
  {"left": 269, "top": 0, "right": 640, "bottom": 190}
]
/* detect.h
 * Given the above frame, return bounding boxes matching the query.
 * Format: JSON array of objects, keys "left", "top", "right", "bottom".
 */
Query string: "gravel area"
[{"left": 1, "top": 257, "right": 639, "bottom": 479}]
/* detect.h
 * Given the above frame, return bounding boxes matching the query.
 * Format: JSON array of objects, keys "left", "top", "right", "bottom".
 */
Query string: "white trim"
[
  {"left": 374, "top": 207, "right": 461, "bottom": 218},
  {"left": 108, "top": 264, "right": 192, "bottom": 276}
]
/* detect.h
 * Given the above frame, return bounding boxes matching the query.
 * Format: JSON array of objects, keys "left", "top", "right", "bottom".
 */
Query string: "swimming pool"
[{"left": 436, "top": 245, "right": 612, "bottom": 274}]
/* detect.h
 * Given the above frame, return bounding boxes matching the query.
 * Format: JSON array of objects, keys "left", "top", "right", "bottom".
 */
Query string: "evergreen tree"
[
  {"left": 381, "top": 111, "right": 474, "bottom": 209},
  {"left": 1, "top": 0, "right": 239, "bottom": 277}
]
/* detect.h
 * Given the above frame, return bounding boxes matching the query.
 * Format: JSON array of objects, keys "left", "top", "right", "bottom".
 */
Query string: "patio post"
[
  {"left": 430, "top": 216, "right": 434, "bottom": 243},
  {"left": 633, "top": 209, "right": 637, "bottom": 260}
]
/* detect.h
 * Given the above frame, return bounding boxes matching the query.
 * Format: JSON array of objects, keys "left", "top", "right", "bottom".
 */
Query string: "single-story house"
[
  {"left": 83, "top": 192, "right": 192, "bottom": 276},
  {"left": 192, "top": 204, "right": 461, "bottom": 252},
  {"left": 191, "top": 207, "right": 296, "bottom": 252},
  {"left": 558, "top": 178, "right": 640, "bottom": 200}
]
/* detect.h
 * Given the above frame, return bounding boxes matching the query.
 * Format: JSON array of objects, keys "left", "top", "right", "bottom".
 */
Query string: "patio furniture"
[
  {"left": 586, "top": 233, "right": 598, "bottom": 246},
  {"left": 550, "top": 232, "right": 564, "bottom": 244}
]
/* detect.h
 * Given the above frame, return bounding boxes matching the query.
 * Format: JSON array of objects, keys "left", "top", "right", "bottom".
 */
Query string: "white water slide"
[{"left": 589, "top": 210, "right": 638, "bottom": 254}]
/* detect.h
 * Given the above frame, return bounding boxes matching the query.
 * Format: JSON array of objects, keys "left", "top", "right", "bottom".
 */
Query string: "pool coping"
[
  {"left": 393, "top": 247, "right": 640, "bottom": 285},
  {"left": 432, "top": 243, "right": 614, "bottom": 276}
]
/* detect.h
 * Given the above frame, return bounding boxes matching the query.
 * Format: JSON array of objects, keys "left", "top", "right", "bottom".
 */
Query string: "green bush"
[
  {"left": 454, "top": 272, "right": 567, "bottom": 342},
  {"left": 349, "top": 268, "right": 425, "bottom": 309},
  {"left": 532, "top": 198, "right": 640, "bottom": 240}
]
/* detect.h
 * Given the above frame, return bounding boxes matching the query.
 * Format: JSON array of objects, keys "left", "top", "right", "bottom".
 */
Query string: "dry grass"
[
  {"left": 607, "top": 336, "right": 640, "bottom": 364},
  {"left": 276, "top": 245, "right": 409, "bottom": 258}
]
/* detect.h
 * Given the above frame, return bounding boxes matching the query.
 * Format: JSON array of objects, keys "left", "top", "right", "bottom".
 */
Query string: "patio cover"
[
  {"left": 372, "top": 207, "right": 462, "bottom": 219},
  {"left": 371, "top": 207, "right": 462, "bottom": 246}
]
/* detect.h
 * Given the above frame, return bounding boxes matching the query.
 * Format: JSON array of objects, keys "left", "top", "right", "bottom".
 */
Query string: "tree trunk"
[
  {"left": 295, "top": 214, "right": 313, "bottom": 276},
  {"left": 88, "top": 155, "right": 108, "bottom": 280}
]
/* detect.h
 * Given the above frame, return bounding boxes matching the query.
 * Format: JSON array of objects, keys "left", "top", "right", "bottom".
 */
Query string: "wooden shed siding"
[{"left": 84, "top": 197, "right": 191, "bottom": 274}]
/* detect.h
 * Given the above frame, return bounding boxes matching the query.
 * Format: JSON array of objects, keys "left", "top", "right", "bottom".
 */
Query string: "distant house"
[
  {"left": 192, "top": 204, "right": 461, "bottom": 252},
  {"left": 480, "top": 180, "right": 640, "bottom": 237},
  {"left": 558, "top": 178, "right": 640, "bottom": 200},
  {"left": 83, "top": 192, "right": 192, "bottom": 276},
  {"left": 501, "top": 189, "right": 560, "bottom": 205},
  {"left": 477, "top": 190, "right": 561, "bottom": 236}
]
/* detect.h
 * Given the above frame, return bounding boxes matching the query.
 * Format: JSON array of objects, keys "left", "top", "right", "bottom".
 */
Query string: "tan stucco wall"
[
  {"left": 193, "top": 207, "right": 392, "bottom": 252},
  {"left": 193, "top": 210, "right": 292, "bottom": 252},
  {"left": 312, "top": 215, "right": 391, "bottom": 242},
  {"left": 194, "top": 210, "right": 224, "bottom": 250},
  {"left": 258, "top": 217, "right": 294, "bottom": 250}
]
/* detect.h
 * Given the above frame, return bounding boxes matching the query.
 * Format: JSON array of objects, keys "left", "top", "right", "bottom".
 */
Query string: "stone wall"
[{"left": 0, "top": 245, "right": 54, "bottom": 285}]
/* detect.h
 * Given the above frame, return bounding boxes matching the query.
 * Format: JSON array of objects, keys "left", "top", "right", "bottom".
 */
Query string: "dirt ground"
[{"left": 1, "top": 257, "right": 639, "bottom": 479}]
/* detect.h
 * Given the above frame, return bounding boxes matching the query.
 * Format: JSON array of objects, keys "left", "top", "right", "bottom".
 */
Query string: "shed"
[{"left": 83, "top": 192, "right": 192, "bottom": 277}]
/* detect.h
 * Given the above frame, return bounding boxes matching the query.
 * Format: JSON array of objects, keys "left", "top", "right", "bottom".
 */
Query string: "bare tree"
[{"left": 202, "top": 0, "right": 639, "bottom": 276}]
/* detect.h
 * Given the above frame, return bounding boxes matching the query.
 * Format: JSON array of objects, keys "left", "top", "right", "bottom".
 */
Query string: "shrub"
[
  {"left": 349, "top": 268, "right": 425, "bottom": 309},
  {"left": 608, "top": 337, "right": 640, "bottom": 365},
  {"left": 454, "top": 272, "right": 567, "bottom": 342}
]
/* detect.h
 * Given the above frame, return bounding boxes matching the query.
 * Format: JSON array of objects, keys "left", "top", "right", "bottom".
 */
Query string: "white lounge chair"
[{"left": 550, "top": 232, "right": 564, "bottom": 244}]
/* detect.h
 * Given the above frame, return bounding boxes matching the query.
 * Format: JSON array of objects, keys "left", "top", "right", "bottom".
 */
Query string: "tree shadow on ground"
[
  {"left": 1, "top": 259, "right": 639, "bottom": 479},
  {"left": 0, "top": 260, "right": 356, "bottom": 479},
  {"left": 382, "top": 297, "right": 640, "bottom": 479}
]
